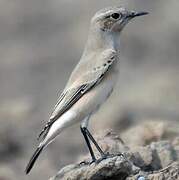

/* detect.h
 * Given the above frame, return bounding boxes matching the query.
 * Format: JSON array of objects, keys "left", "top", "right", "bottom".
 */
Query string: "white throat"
[{"left": 84, "top": 27, "right": 120, "bottom": 55}]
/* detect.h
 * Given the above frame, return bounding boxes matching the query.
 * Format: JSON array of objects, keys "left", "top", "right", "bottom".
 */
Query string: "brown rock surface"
[{"left": 50, "top": 131, "right": 179, "bottom": 180}]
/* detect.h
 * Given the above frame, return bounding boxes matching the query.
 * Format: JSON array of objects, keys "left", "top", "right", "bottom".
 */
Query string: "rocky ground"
[{"left": 50, "top": 130, "right": 179, "bottom": 180}]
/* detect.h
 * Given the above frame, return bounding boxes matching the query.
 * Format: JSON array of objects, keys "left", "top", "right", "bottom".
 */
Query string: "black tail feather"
[{"left": 25, "top": 146, "right": 44, "bottom": 174}]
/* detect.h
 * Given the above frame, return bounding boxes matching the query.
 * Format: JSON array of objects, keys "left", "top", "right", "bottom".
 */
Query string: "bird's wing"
[{"left": 38, "top": 50, "right": 117, "bottom": 140}]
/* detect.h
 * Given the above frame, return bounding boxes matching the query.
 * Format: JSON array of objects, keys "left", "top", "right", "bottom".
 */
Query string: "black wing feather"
[{"left": 25, "top": 145, "right": 44, "bottom": 174}]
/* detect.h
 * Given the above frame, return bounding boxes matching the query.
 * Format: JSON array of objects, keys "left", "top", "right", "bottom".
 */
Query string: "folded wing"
[{"left": 38, "top": 50, "right": 117, "bottom": 140}]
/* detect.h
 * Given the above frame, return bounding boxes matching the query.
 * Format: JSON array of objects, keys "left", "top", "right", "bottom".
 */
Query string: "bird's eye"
[{"left": 111, "top": 13, "right": 121, "bottom": 20}]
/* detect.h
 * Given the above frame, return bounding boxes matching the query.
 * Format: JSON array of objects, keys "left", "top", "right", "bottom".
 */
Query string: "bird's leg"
[
  {"left": 80, "top": 116, "right": 96, "bottom": 163},
  {"left": 80, "top": 116, "right": 109, "bottom": 163},
  {"left": 84, "top": 128, "right": 124, "bottom": 164},
  {"left": 83, "top": 127, "right": 106, "bottom": 158},
  {"left": 80, "top": 126, "right": 96, "bottom": 163}
]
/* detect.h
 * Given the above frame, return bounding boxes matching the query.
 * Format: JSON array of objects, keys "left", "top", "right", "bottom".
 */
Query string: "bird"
[{"left": 25, "top": 6, "right": 148, "bottom": 174}]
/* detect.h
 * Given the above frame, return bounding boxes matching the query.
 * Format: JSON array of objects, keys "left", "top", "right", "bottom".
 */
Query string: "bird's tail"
[{"left": 25, "top": 145, "right": 44, "bottom": 174}]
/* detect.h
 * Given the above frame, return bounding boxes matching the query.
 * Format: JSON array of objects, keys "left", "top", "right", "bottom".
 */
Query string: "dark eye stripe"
[{"left": 105, "top": 15, "right": 110, "bottom": 19}]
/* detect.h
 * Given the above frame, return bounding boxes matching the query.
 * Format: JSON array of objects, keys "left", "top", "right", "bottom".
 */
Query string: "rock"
[
  {"left": 150, "top": 141, "right": 176, "bottom": 168},
  {"left": 50, "top": 130, "right": 179, "bottom": 180},
  {"left": 127, "top": 162, "right": 179, "bottom": 180},
  {"left": 147, "top": 162, "right": 179, "bottom": 180},
  {"left": 50, "top": 155, "right": 138, "bottom": 180},
  {"left": 129, "top": 146, "right": 153, "bottom": 171}
]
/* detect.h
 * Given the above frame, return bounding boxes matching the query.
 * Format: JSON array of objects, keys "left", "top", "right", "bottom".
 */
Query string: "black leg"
[
  {"left": 83, "top": 127, "right": 105, "bottom": 157},
  {"left": 80, "top": 126, "right": 96, "bottom": 162}
]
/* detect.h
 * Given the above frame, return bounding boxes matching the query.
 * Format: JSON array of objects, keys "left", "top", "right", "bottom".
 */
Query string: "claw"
[
  {"left": 79, "top": 158, "right": 96, "bottom": 166},
  {"left": 79, "top": 160, "right": 89, "bottom": 166},
  {"left": 95, "top": 152, "right": 124, "bottom": 164}
]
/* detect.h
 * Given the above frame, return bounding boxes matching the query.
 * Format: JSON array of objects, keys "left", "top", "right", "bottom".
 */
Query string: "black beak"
[{"left": 127, "top": 11, "right": 149, "bottom": 18}]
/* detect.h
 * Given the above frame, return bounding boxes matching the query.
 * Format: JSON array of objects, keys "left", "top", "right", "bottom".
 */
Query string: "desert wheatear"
[{"left": 25, "top": 6, "right": 148, "bottom": 174}]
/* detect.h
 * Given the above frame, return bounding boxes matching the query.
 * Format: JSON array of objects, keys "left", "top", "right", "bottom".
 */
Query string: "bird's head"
[{"left": 91, "top": 7, "right": 148, "bottom": 33}]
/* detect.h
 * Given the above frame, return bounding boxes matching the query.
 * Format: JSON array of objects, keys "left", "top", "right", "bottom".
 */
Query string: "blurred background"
[{"left": 0, "top": 0, "right": 179, "bottom": 179}]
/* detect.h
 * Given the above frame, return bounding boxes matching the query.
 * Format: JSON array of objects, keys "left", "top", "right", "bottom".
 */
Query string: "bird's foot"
[
  {"left": 79, "top": 160, "right": 88, "bottom": 166},
  {"left": 79, "top": 160, "right": 93, "bottom": 166},
  {"left": 95, "top": 152, "right": 124, "bottom": 164},
  {"left": 79, "top": 158, "right": 96, "bottom": 166},
  {"left": 79, "top": 153, "right": 124, "bottom": 166}
]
